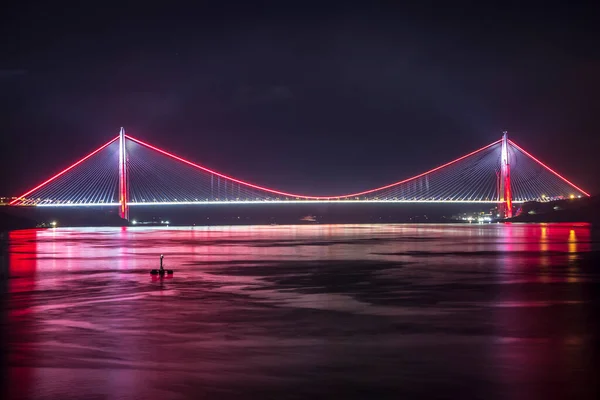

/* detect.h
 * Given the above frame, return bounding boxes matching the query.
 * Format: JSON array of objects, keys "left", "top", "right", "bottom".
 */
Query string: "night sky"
[{"left": 1, "top": 2, "right": 598, "bottom": 197}]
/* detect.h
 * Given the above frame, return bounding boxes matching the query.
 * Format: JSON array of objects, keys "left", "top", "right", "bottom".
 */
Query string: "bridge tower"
[
  {"left": 118, "top": 127, "right": 129, "bottom": 221},
  {"left": 498, "top": 131, "right": 513, "bottom": 218}
]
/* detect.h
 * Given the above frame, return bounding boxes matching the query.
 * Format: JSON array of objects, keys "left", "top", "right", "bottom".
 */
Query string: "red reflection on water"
[
  {"left": 8, "top": 230, "right": 39, "bottom": 285},
  {"left": 6, "top": 229, "right": 39, "bottom": 400},
  {"left": 492, "top": 223, "right": 593, "bottom": 400}
]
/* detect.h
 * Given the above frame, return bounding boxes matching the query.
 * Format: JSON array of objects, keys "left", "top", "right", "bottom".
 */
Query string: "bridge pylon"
[
  {"left": 498, "top": 131, "right": 513, "bottom": 218},
  {"left": 118, "top": 127, "right": 129, "bottom": 221}
]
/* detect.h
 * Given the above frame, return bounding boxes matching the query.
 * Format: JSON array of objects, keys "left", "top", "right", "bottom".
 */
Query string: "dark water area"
[{"left": 1, "top": 223, "right": 599, "bottom": 399}]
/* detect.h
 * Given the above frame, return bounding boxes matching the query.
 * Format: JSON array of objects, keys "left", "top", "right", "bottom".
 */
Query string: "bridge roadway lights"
[{"left": 150, "top": 254, "right": 173, "bottom": 276}]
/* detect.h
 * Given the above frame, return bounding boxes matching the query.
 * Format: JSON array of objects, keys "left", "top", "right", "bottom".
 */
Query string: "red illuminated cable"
[
  {"left": 337, "top": 139, "right": 503, "bottom": 198},
  {"left": 126, "top": 135, "right": 502, "bottom": 199},
  {"left": 9, "top": 137, "right": 119, "bottom": 205},
  {"left": 126, "top": 135, "right": 324, "bottom": 199},
  {"left": 508, "top": 140, "right": 590, "bottom": 197}
]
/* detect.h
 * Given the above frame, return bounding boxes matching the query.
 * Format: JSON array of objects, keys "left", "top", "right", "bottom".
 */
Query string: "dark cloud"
[
  {"left": 0, "top": 69, "right": 26, "bottom": 79},
  {"left": 233, "top": 85, "right": 294, "bottom": 106}
]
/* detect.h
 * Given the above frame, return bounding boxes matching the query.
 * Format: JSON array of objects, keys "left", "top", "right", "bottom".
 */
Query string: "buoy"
[{"left": 150, "top": 254, "right": 174, "bottom": 275}]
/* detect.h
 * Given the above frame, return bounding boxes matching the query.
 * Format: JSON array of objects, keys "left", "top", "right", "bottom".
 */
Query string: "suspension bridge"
[{"left": 9, "top": 128, "right": 590, "bottom": 221}]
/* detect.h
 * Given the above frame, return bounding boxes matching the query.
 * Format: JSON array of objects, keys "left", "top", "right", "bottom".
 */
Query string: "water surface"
[{"left": 1, "top": 223, "right": 599, "bottom": 399}]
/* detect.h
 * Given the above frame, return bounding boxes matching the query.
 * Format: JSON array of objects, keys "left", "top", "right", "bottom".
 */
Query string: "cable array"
[
  {"left": 508, "top": 141, "right": 588, "bottom": 201},
  {"left": 347, "top": 141, "right": 502, "bottom": 201},
  {"left": 13, "top": 140, "right": 120, "bottom": 206},
  {"left": 127, "top": 139, "right": 279, "bottom": 202}
]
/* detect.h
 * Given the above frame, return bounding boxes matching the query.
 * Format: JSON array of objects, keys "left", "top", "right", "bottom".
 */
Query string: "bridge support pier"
[
  {"left": 499, "top": 131, "right": 513, "bottom": 219},
  {"left": 118, "top": 127, "right": 129, "bottom": 221}
]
